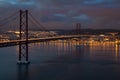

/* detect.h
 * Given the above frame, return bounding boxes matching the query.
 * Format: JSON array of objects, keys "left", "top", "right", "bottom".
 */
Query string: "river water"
[{"left": 0, "top": 40, "right": 120, "bottom": 80}]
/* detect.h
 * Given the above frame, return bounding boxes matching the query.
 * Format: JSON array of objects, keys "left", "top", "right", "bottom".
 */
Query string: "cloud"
[
  {"left": 83, "top": 0, "right": 120, "bottom": 7},
  {"left": 0, "top": 0, "right": 120, "bottom": 29},
  {"left": 40, "top": 14, "right": 67, "bottom": 22},
  {"left": 83, "top": 0, "right": 112, "bottom": 4},
  {"left": 0, "top": 0, "right": 36, "bottom": 7},
  {"left": 54, "top": 14, "right": 66, "bottom": 17},
  {"left": 73, "top": 14, "right": 90, "bottom": 20}
]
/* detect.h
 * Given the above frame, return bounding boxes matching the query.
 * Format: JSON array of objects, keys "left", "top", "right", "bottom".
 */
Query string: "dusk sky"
[{"left": 0, "top": 0, "right": 120, "bottom": 29}]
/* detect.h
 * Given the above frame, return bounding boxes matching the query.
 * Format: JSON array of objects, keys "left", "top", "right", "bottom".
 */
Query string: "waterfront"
[{"left": 0, "top": 40, "right": 120, "bottom": 80}]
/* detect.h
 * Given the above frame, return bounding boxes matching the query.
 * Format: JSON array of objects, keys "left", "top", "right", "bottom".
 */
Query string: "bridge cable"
[
  {"left": 28, "top": 14, "right": 44, "bottom": 31},
  {"left": 0, "top": 11, "right": 19, "bottom": 24},
  {"left": 0, "top": 11, "right": 19, "bottom": 28},
  {"left": 28, "top": 12, "right": 48, "bottom": 31},
  {"left": 0, "top": 13, "right": 18, "bottom": 28}
]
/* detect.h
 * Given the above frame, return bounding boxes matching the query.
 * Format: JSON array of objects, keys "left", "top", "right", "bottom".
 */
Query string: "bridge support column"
[{"left": 17, "top": 10, "right": 30, "bottom": 64}]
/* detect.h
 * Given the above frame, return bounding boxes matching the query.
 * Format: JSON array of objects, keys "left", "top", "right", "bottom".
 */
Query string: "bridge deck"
[
  {"left": 0, "top": 35, "right": 118, "bottom": 47},
  {"left": 0, "top": 35, "right": 82, "bottom": 47}
]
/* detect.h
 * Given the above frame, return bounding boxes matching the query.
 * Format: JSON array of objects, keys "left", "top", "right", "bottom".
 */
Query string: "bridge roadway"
[{"left": 0, "top": 35, "right": 85, "bottom": 47}]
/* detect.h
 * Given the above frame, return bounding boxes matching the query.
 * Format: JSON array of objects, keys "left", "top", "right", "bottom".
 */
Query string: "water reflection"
[
  {"left": 16, "top": 40, "right": 120, "bottom": 63},
  {"left": 17, "top": 64, "right": 29, "bottom": 80},
  {"left": 1, "top": 40, "right": 120, "bottom": 80},
  {"left": 115, "top": 44, "right": 120, "bottom": 63}
]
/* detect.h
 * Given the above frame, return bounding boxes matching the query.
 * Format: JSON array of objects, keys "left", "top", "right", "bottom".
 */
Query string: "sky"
[{"left": 0, "top": 0, "right": 120, "bottom": 29}]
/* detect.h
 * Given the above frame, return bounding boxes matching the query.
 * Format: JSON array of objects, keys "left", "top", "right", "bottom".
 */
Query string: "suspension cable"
[
  {"left": 0, "top": 11, "right": 19, "bottom": 24},
  {"left": 28, "top": 12, "right": 48, "bottom": 31}
]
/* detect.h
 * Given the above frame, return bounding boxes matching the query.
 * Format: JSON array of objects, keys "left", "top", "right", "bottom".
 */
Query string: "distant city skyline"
[{"left": 0, "top": 0, "right": 120, "bottom": 29}]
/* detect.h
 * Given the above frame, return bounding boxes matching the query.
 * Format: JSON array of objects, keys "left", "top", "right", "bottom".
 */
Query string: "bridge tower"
[
  {"left": 17, "top": 10, "right": 30, "bottom": 64},
  {"left": 76, "top": 23, "right": 81, "bottom": 35}
]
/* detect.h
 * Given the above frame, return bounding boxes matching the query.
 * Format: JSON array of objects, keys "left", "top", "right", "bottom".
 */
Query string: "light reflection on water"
[{"left": 0, "top": 40, "right": 120, "bottom": 80}]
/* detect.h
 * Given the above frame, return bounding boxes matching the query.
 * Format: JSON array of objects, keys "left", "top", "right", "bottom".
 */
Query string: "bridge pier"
[{"left": 17, "top": 10, "right": 30, "bottom": 64}]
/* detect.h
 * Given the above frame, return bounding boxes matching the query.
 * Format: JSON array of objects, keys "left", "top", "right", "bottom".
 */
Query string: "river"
[{"left": 0, "top": 40, "right": 120, "bottom": 80}]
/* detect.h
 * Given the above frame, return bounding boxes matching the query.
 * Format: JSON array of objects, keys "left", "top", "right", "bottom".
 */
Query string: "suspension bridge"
[
  {"left": 0, "top": 10, "right": 83, "bottom": 64},
  {"left": 1, "top": 10, "right": 118, "bottom": 64}
]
